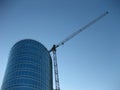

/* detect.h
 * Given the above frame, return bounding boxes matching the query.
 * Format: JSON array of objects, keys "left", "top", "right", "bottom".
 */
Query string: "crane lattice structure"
[{"left": 49, "top": 11, "right": 109, "bottom": 90}]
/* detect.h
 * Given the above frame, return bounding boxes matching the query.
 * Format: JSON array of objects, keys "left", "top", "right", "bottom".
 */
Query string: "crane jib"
[{"left": 56, "top": 11, "right": 108, "bottom": 50}]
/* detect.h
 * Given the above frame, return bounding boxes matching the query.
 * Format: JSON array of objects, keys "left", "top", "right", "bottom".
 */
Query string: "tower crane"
[{"left": 49, "top": 11, "right": 109, "bottom": 90}]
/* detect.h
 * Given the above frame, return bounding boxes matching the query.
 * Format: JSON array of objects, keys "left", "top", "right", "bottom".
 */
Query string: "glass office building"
[{"left": 1, "top": 39, "right": 53, "bottom": 90}]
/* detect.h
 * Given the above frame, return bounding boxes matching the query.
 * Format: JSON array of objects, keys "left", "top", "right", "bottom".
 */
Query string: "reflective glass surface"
[{"left": 1, "top": 39, "right": 53, "bottom": 90}]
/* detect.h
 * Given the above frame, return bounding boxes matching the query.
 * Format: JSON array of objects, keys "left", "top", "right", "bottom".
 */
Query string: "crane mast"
[
  {"left": 52, "top": 45, "right": 60, "bottom": 90},
  {"left": 50, "top": 11, "right": 109, "bottom": 90}
]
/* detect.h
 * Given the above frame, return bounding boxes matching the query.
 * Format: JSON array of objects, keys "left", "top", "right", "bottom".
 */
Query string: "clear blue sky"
[{"left": 0, "top": 0, "right": 120, "bottom": 90}]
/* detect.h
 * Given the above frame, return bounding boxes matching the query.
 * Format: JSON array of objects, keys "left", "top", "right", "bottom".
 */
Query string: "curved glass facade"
[{"left": 1, "top": 39, "right": 53, "bottom": 90}]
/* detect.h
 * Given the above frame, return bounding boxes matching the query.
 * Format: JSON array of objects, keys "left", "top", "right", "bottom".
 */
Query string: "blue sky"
[{"left": 0, "top": 0, "right": 120, "bottom": 90}]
